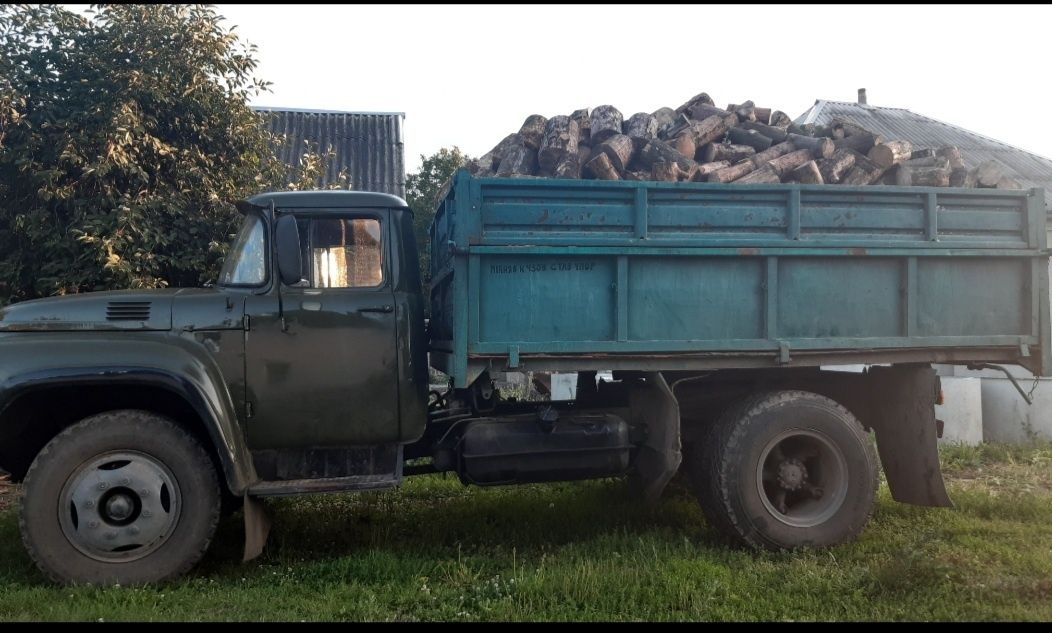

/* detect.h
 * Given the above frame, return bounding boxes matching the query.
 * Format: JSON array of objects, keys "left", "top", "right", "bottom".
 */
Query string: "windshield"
[{"left": 218, "top": 213, "right": 267, "bottom": 286}]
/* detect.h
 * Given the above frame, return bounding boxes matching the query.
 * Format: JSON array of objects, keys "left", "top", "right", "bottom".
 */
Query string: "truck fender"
[
  {"left": 861, "top": 365, "right": 952, "bottom": 507},
  {"left": 629, "top": 372, "right": 681, "bottom": 504},
  {"left": 0, "top": 334, "right": 258, "bottom": 495}
]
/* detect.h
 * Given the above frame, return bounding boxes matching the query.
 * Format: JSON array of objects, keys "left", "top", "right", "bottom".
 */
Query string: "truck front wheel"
[
  {"left": 686, "top": 390, "right": 878, "bottom": 550},
  {"left": 20, "top": 410, "right": 221, "bottom": 585}
]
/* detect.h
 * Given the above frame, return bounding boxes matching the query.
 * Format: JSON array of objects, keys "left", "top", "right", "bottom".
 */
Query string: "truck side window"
[{"left": 308, "top": 218, "right": 383, "bottom": 288}]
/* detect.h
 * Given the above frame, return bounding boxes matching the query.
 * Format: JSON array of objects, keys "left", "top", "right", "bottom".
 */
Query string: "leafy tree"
[
  {"left": 405, "top": 146, "right": 469, "bottom": 284},
  {"left": 0, "top": 4, "right": 330, "bottom": 304}
]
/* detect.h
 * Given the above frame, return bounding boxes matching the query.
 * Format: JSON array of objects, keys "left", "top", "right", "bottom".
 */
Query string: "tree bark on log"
[
  {"left": 708, "top": 160, "right": 756, "bottom": 183},
  {"left": 553, "top": 154, "right": 581, "bottom": 180},
  {"left": 841, "top": 155, "right": 885, "bottom": 185},
  {"left": 623, "top": 170, "right": 650, "bottom": 181},
  {"left": 786, "top": 133, "right": 834, "bottom": 159},
  {"left": 911, "top": 148, "right": 935, "bottom": 160},
  {"left": 578, "top": 145, "right": 592, "bottom": 167},
  {"left": 753, "top": 107, "right": 772, "bottom": 125},
  {"left": 748, "top": 141, "right": 795, "bottom": 167},
  {"left": 766, "top": 148, "right": 814, "bottom": 177},
  {"left": 583, "top": 152, "right": 621, "bottom": 180},
  {"left": 996, "top": 176, "right": 1022, "bottom": 189},
  {"left": 691, "top": 160, "right": 731, "bottom": 180},
  {"left": 868, "top": 140, "right": 913, "bottom": 168},
  {"left": 950, "top": 167, "right": 976, "bottom": 188},
  {"left": 790, "top": 160, "right": 824, "bottom": 184},
  {"left": 637, "top": 138, "right": 696, "bottom": 172},
  {"left": 727, "top": 127, "right": 773, "bottom": 151},
  {"left": 735, "top": 164, "right": 780, "bottom": 183},
  {"left": 833, "top": 132, "right": 882, "bottom": 154},
  {"left": 833, "top": 119, "right": 873, "bottom": 138},
  {"left": 816, "top": 148, "right": 857, "bottom": 183},
  {"left": 518, "top": 115, "right": 548, "bottom": 150},
  {"left": 651, "top": 160, "right": 681, "bottom": 182},
  {"left": 675, "top": 92, "right": 714, "bottom": 116},
  {"left": 570, "top": 109, "right": 591, "bottom": 146},
  {"left": 596, "top": 134, "right": 635, "bottom": 173},
  {"left": 496, "top": 143, "right": 538, "bottom": 177},
  {"left": 651, "top": 107, "right": 677, "bottom": 133},
  {"left": 975, "top": 160, "right": 1005, "bottom": 187},
  {"left": 686, "top": 104, "right": 739, "bottom": 128},
  {"left": 683, "top": 115, "right": 729, "bottom": 147},
  {"left": 769, "top": 111, "right": 792, "bottom": 128},
  {"left": 590, "top": 105, "right": 624, "bottom": 145},
  {"left": 902, "top": 156, "right": 950, "bottom": 170},
  {"left": 742, "top": 120, "right": 789, "bottom": 143},
  {"left": 700, "top": 143, "right": 756, "bottom": 163},
  {"left": 729, "top": 101, "right": 757, "bottom": 122},
  {"left": 897, "top": 164, "right": 951, "bottom": 187},
  {"left": 936, "top": 146, "right": 965, "bottom": 169},
  {"left": 538, "top": 116, "right": 579, "bottom": 174},
  {"left": 624, "top": 112, "right": 658, "bottom": 146}
]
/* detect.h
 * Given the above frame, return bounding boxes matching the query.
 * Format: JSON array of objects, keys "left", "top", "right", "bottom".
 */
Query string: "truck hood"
[{"left": 0, "top": 289, "right": 180, "bottom": 332}]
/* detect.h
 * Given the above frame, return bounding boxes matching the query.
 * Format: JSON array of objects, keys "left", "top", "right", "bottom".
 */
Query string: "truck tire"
[
  {"left": 19, "top": 410, "right": 221, "bottom": 585},
  {"left": 686, "top": 390, "right": 878, "bottom": 550}
]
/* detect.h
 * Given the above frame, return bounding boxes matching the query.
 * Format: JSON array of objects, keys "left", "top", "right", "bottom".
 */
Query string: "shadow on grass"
[{"left": 199, "top": 474, "right": 719, "bottom": 573}]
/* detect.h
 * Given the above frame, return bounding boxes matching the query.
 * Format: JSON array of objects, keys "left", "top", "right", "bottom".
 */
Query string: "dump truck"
[{"left": 1, "top": 171, "right": 1048, "bottom": 584}]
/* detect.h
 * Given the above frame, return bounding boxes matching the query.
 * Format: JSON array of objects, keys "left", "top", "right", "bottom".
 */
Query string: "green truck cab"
[{"left": 1, "top": 175, "right": 1048, "bottom": 585}]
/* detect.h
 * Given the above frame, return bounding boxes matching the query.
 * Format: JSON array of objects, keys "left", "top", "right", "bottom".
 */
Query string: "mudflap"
[
  {"left": 863, "top": 365, "right": 953, "bottom": 507},
  {"left": 242, "top": 493, "right": 272, "bottom": 562},
  {"left": 629, "top": 372, "right": 681, "bottom": 505}
]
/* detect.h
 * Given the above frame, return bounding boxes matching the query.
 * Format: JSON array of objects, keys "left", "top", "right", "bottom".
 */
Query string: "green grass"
[{"left": 1, "top": 443, "right": 1051, "bottom": 621}]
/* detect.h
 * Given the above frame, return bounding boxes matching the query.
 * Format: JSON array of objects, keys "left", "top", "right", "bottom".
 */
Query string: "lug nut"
[
  {"left": 128, "top": 526, "right": 140, "bottom": 536},
  {"left": 140, "top": 489, "right": 150, "bottom": 497},
  {"left": 121, "top": 477, "right": 131, "bottom": 485},
  {"left": 97, "top": 482, "right": 108, "bottom": 490},
  {"left": 84, "top": 500, "right": 95, "bottom": 509},
  {"left": 141, "top": 510, "right": 152, "bottom": 518},
  {"left": 105, "top": 531, "right": 117, "bottom": 540},
  {"left": 88, "top": 521, "right": 99, "bottom": 529}
]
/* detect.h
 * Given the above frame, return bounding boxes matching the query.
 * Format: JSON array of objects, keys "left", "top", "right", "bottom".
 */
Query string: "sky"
[{"left": 79, "top": 4, "right": 1052, "bottom": 174}]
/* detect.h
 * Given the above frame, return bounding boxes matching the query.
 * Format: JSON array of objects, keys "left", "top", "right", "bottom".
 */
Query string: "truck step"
[{"left": 248, "top": 474, "right": 400, "bottom": 497}]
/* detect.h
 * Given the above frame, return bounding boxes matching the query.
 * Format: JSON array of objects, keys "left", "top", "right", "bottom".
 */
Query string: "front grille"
[{"left": 105, "top": 301, "right": 151, "bottom": 321}]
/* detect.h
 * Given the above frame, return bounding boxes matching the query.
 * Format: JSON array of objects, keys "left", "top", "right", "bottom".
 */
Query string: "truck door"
[{"left": 244, "top": 211, "right": 400, "bottom": 449}]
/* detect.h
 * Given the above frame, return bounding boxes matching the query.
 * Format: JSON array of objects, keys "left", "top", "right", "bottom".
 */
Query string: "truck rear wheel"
[
  {"left": 686, "top": 390, "right": 877, "bottom": 550},
  {"left": 20, "top": 410, "right": 221, "bottom": 585}
]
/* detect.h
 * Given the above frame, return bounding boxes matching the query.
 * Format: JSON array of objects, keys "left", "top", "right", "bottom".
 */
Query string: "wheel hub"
[
  {"left": 776, "top": 458, "right": 807, "bottom": 491},
  {"left": 103, "top": 492, "right": 135, "bottom": 522},
  {"left": 58, "top": 451, "right": 181, "bottom": 563}
]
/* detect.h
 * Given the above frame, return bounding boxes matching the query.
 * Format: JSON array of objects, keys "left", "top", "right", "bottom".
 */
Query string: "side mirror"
[{"left": 275, "top": 215, "right": 303, "bottom": 286}]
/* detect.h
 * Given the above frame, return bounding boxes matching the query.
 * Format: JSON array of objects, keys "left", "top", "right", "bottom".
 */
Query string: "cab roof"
[{"left": 242, "top": 190, "right": 410, "bottom": 212}]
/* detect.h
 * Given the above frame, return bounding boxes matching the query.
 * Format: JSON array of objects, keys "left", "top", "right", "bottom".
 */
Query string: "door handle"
[{"left": 358, "top": 305, "right": 393, "bottom": 313}]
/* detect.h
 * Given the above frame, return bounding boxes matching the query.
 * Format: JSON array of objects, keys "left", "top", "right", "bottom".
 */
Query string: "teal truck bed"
[{"left": 429, "top": 171, "right": 1051, "bottom": 388}]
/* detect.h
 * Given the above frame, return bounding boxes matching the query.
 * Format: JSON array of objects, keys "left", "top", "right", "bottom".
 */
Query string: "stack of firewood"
[{"left": 465, "top": 93, "right": 1021, "bottom": 189}]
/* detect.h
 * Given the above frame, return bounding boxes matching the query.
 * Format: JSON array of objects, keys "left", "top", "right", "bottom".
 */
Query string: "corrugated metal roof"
[
  {"left": 253, "top": 107, "right": 406, "bottom": 198},
  {"left": 796, "top": 100, "right": 1052, "bottom": 208}
]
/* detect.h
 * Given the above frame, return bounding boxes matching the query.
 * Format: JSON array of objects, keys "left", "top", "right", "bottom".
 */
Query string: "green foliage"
[
  {"left": 0, "top": 4, "right": 335, "bottom": 303},
  {"left": 405, "top": 147, "right": 468, "bottom": 284}
]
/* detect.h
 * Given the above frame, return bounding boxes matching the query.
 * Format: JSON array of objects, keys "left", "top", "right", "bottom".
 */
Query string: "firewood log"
[
  {"left": 816, "top": 148, "right": 857, "bottom": 183},
  {"left": 748, "top": 141, "right": 796, "bottom": 167},
  {"left": 691, "top": 161, "right": 731, "bottom": 180},
  {"left": 590, "top": 105, "right": 624, "bottom": 145},
  {"left": 570, "top": 109, "right": 591, "bottom": 146},
  {"left": 727, "top": 127, "right": 773, "bottom": 151},
  {"left": 735, "top": 165, "right": 780, "bottom": 183},
  {"left": 495, "top": 143, "right": 538, "bottom": 177},
  {"left": 769, "top": 111, "right": 792, "bottom": 128},
  {"left": 708, "top": 160, "right": 756, "bottom": 183},
  {"left": 518, "top": 115, "right": 548, "bottom": 150},
  {"left": 742, "top": 120, "right": 789, "bottom": 143},
  {"left": 766, "top": 149, "right": 814, "bottom": 177},
  {"left": 596, "top": 134, "right": 635, "bottom": 173},
  {"left": 637, "top": 138, "right": 696, "bottom": 172},
  {"left": 675, "top": 92, "right": 714, "bottom": 116},
  {"left": 538, "top": 116, "right": 579, "bottom": 174},
  {"left": 868, "top": 140, "right": 913, "bottom": 168},
  {"left": 975, "top": 160, "right": 1005, "bottom": 187},
  {"left": 583, "top": 152, "right": 621, "bottom": 180},
  {"left": 841, "top": 154, "right": 885, "bottom": 185},
  {"left": 700, "top": 143, "right": 756, "bottom": 163},
  {"left": 936, "top": 146, "right": 965, "bottom": 169},
  {"left": 787, "top": 133, "right": 834, "bottom": 159},
  {"left": 624, "top": 112, "right": 659, "bottom": 147},
  {"left": 790, "top": 160, "right": 824, "bottom": 184}
]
